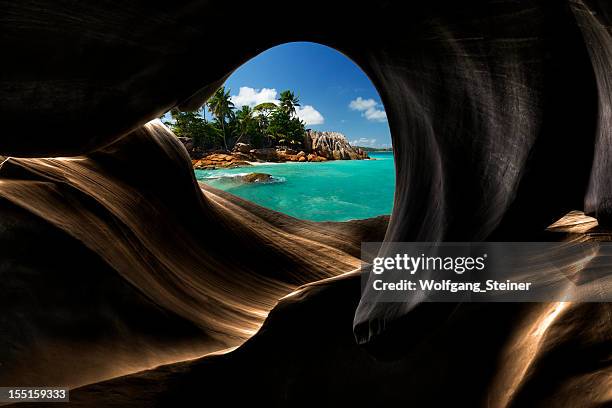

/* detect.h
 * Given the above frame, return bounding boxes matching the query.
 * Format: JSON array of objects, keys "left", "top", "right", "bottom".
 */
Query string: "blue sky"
[{"left": 221, "top": 42, "right": 391, "bottom": 148}]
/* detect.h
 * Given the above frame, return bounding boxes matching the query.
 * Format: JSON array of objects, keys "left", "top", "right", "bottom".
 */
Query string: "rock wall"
[
  {"left": 2, "top": 1, "right": 612, "bottom": 405},
  {"left": 0, "top": 121, "right": 379, "bottom": 388}
]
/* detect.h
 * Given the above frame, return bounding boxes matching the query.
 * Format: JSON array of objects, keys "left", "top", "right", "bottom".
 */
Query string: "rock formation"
[
  {"left": 0, "top": 121, "right": 383, "bottom": 390},
  {"left": 305, "top": 130, "right": 369, "bottom": 160},
  {"left": 2, "top": 0, "right": 612, "bottom": 406},
  {"left": 190, "top": 130, "right": 369, "bottom": 166},
  {"left": 239, "top": 173, "right": 273, "bottom": 183},
  {"left": 225, "top": 131, "right": 369, "bottom": 164},
  {"left": 192, "top": 153, "right": 250, "bottom": 170},
  {"left": 182, "top": 129, "right": 369, "bottom": 166}
]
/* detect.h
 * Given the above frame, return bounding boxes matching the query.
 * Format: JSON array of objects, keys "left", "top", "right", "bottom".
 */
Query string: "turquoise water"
[{"left": 195, "top": 152, "right": 395, "bottom": 222}]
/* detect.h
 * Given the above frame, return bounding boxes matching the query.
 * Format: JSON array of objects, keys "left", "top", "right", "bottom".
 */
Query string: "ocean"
[{"left": 195, "top": 151, "right": 395, "bottom": 222}]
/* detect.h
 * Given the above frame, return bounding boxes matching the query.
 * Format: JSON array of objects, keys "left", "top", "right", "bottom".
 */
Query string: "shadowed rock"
[{"left": 1, "top": 0, "right": 611, "bottom": 405}]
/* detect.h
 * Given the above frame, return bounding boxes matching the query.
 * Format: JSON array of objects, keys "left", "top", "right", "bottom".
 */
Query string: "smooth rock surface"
[{"left": 306, "top": 130, "right": 369, "bottom": 160}]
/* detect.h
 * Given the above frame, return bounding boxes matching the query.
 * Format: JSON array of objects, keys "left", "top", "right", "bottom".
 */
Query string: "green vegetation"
[
  {"left": 206, "top": 87, "right": 234, "bottom": 150},
  {"left": 165, "top": 110, "right": 221, "bottom": 151},
  {"left": 163, "top": 86, "right": 306, "bottom": 152}
]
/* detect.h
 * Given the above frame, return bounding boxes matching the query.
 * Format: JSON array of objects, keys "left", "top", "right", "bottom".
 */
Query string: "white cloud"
[
  {"left": 349, "top": 97, "right": 387, "bottom": 122},
  {"left": 350, "top": 137, "right": 377, "bottom": 147},
  {"left": 296, "top": 105, "right": 324, "bottom": 125},
  {"left": 231, "top": 86, "right": 325, "bottom": 125},
  {"left": 364, "top": 109, "right": 387, "bottom": 121},
  {"left": 349, "top": 97, "right": 377, "bottom": 111},
  {"left": 231, "top": 87, "right": 278, "bottom": 108}
]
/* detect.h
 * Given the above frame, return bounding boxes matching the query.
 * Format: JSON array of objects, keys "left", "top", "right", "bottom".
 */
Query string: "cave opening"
[{"left": 162, "top": 42, "right": 395, "bottom": 223}]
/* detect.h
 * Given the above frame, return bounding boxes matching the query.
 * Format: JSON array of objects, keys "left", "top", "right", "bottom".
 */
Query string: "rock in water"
[
  {"left": 240, "top": 173, "right": 273, "bottom": 183},
  {"left": 305, "top": 130, "right": 369, "bottom": 160}
]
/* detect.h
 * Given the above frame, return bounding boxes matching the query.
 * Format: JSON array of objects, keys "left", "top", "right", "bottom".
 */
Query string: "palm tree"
[
  {"left": 279, "top": 90, "right": 300, "bottom": 116},
  {"left": 253, "top": 102, "right": 278, "bottom": 113},
  {"left": 235, "top": 105, "right": 255, "bottom": 145},
  {"left": 253, "top": 102, "right": 277, "bottom": 145},
  {"left": 207, "top": 86, "right": 234, "bottom": 150}
]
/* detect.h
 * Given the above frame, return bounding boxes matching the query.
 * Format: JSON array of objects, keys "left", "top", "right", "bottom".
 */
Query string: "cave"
[
  {"left": 183, "top": 41, "right": 395, "bottom": 223},
  {"left": 1, "top": 0, "right": 611, "bottom": 406}
]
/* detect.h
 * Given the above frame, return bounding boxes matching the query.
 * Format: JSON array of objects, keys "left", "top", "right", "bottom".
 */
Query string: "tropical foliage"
[
  {"left": 206, "top": 87, "right": 234, "bottom": 150},
  {"left": 163, "top": 86, "right": 307, "bottom": 152},
  {"left": 166, "top": 109, "right": 220, "bottom": 150}
]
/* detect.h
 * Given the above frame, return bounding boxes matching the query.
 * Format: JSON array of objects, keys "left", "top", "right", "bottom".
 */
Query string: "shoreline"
[
  {"left": 244, "top": 157, "right": 378, "bottom": 166},
  {"left": 194, "top": 157, "right": 378, "bottom": 170},
  {"left": 192, "top": 151, "right": 382, "bottom": 170},
  {"left": 185, "top": 131, "right": 378, "bottom": 170}
]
